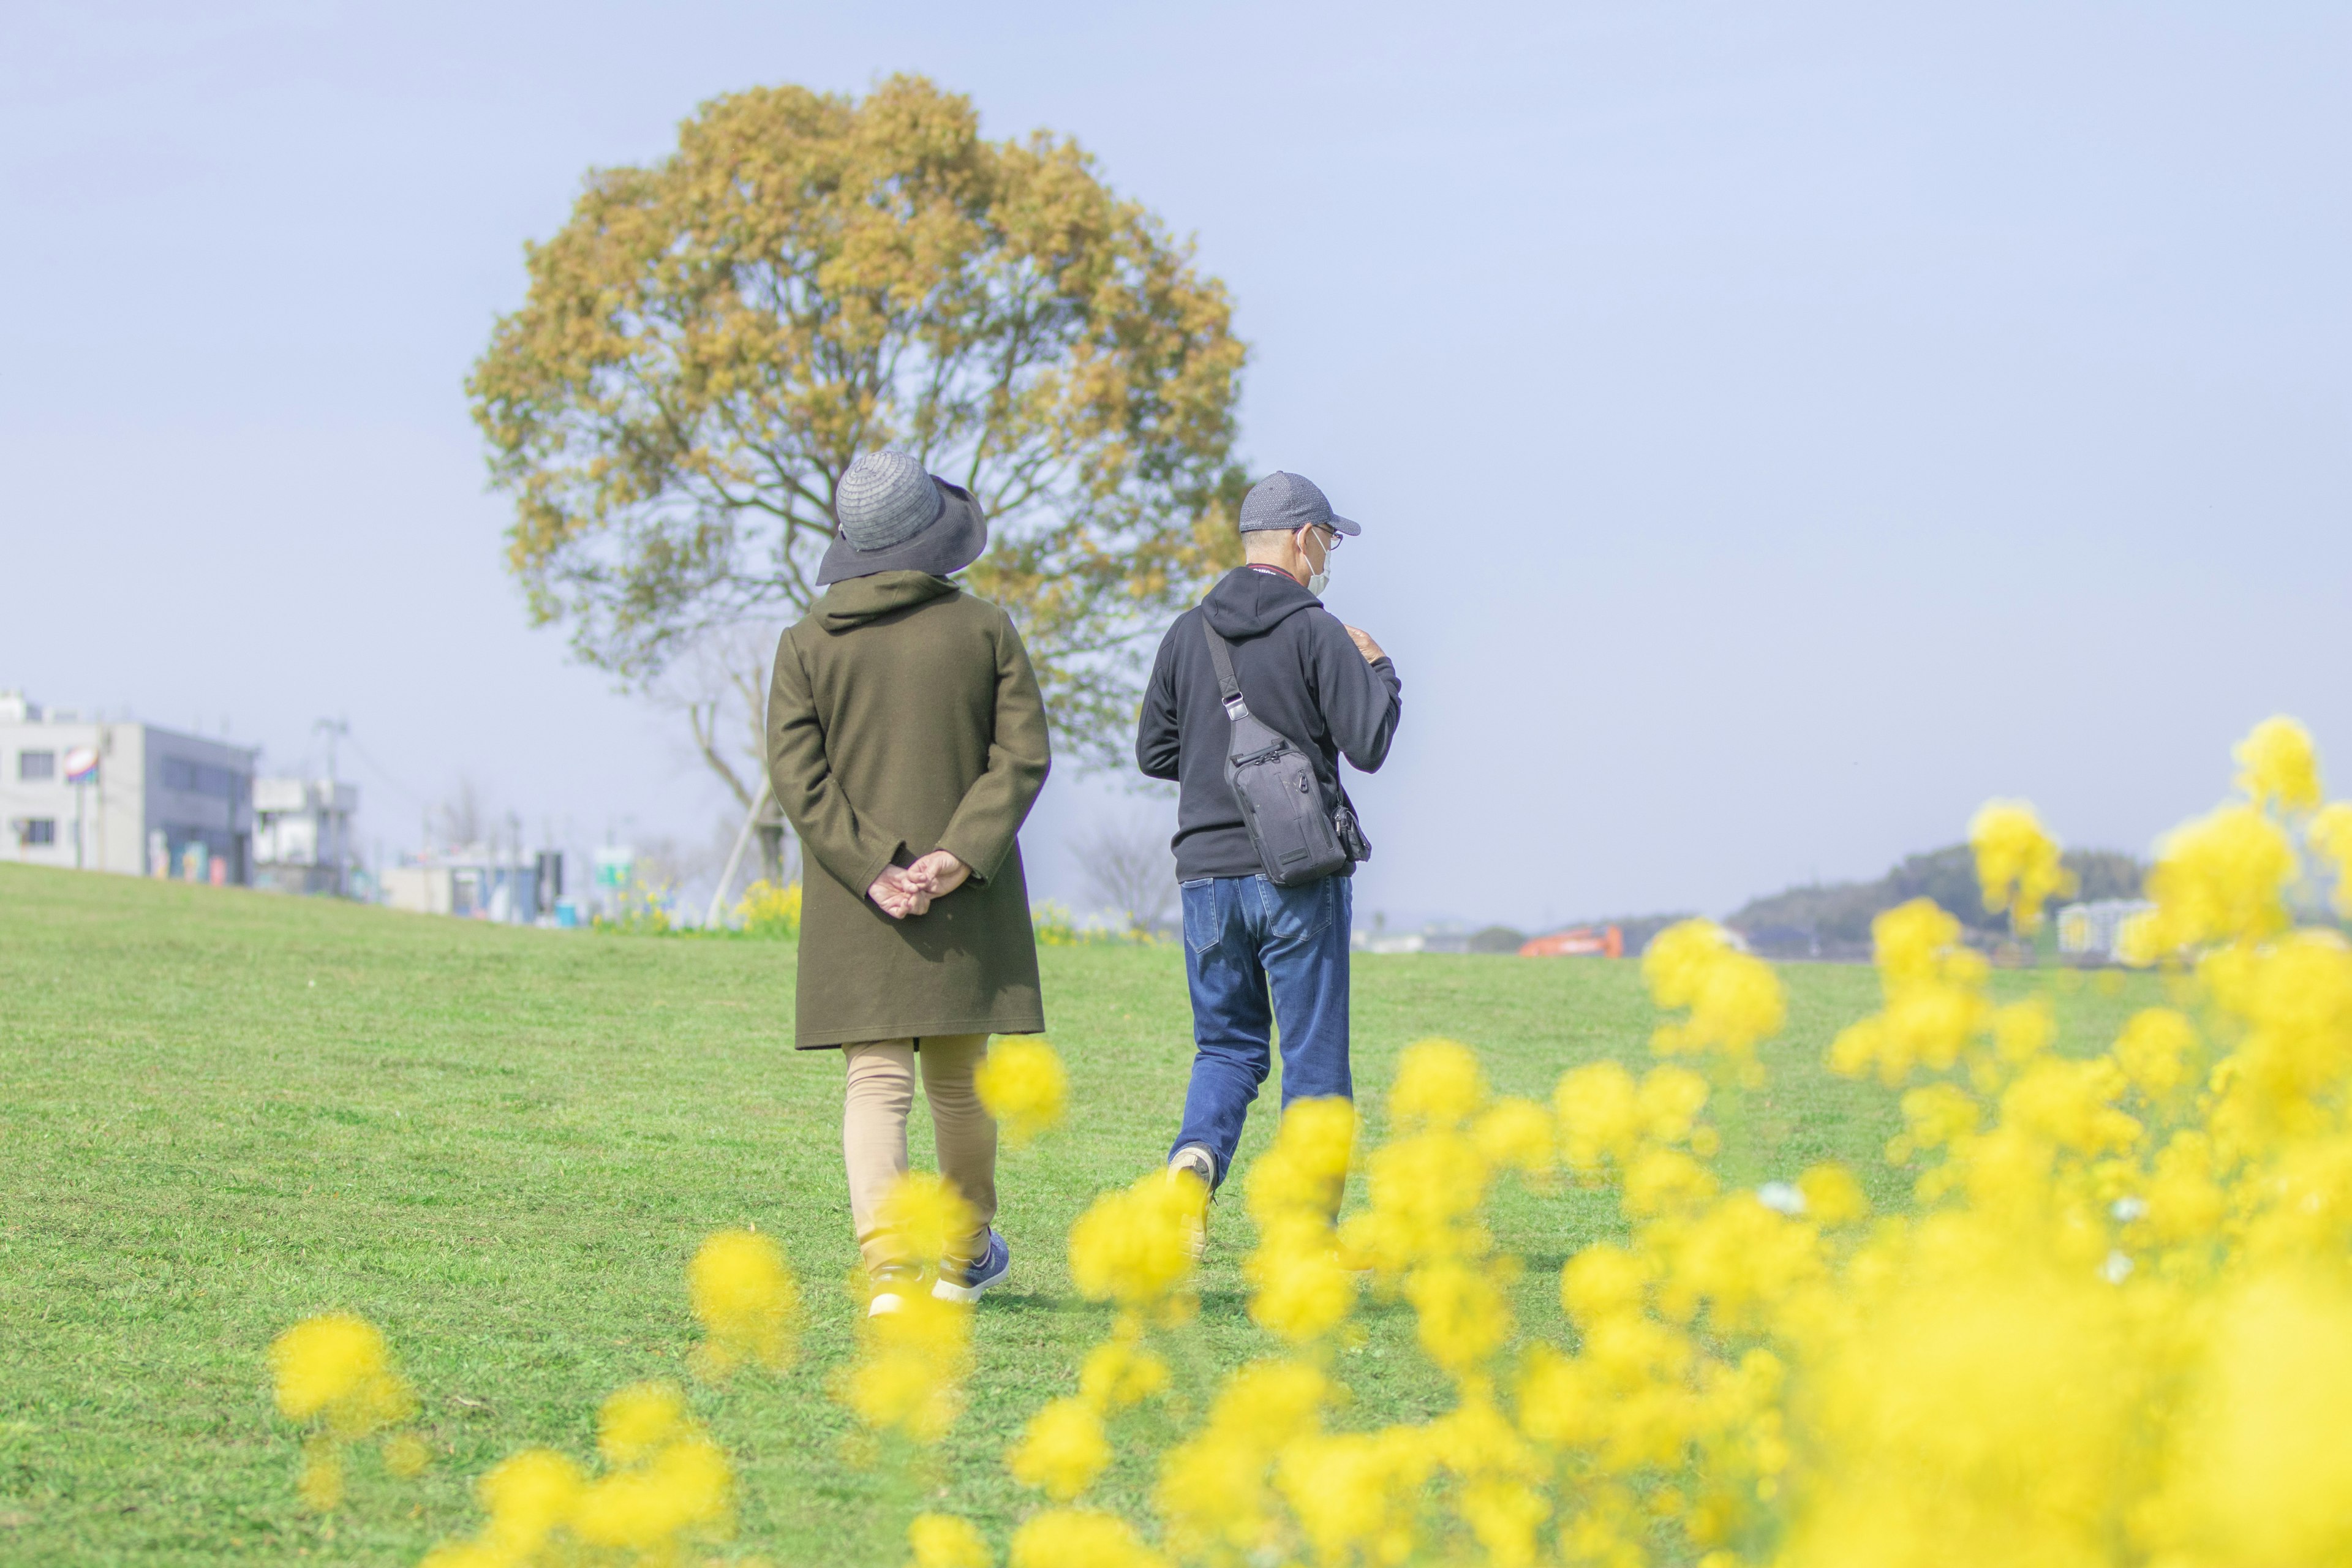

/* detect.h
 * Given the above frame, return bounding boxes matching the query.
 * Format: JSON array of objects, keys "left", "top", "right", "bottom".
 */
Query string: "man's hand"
[
  {"left": 1345, "top": 625, "right": 1386, "bottom": 663},
  {"left": 905, "top": 850, "right": 971, "bottom": 900},
  {"left": 868, "top": 865, "right": 932, "bottom": 920}
]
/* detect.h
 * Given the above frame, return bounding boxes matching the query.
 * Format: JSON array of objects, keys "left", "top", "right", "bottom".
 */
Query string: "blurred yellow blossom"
[
  {"left": 1643, "top": 919, "right": 1786, "bottom": 1071},
  {"left": 1010, "top": 1509, "right": 1166, "bottom": 1568},
  {"left": 974, "top": 1038, "right": 1068, "bottom": 1146},
  {"left": 1068, "top": 1169, "right": 1205, "bottom": 1320},
  {"left": 687, "top": 1229, "right": 799, "bottom": 1381},
  {"left": 876, "top": 1171, "right": 978, "bottom": 1272},
  {"left": 2234, "top": 714, "right": 2323, "bottom": 811},
  {"left": 421, "top": 1381, "right": 728, "bottom": 1568},
  {"left": 1009, "top": 1396, "right": 1112, "bottom": 1500},
  {"left": 268, "top": 1312, "right": 421, "bottom": 1512},
  {"left": 907, "top": 1513, "right": 990, "bottom": 1568},
  {"left": 1969, "top": 799, "right": 2075, "bottom": 930}
]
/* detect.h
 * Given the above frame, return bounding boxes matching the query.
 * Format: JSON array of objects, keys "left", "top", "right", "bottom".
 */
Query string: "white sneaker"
[
  {"left": 867, "top": 1265, "right": 920, "bottom": 1317},
  {"left": 1169, "top": 1145, "right": 1216, "bottom": 1260}
]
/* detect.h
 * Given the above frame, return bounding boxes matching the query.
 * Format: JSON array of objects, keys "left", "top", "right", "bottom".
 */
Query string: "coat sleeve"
[
  {"left": 1136, "top": 624, "right": 1182, "bottom": 782},
  {"left": 1308, "top": 612, "right": 1403, "bottom": 774},
  {"left": 767, "top": 625, "right": 907, "bottom": 899},
  {"left": 934, "top": 611, "right": 1053, "bottom": 886}
]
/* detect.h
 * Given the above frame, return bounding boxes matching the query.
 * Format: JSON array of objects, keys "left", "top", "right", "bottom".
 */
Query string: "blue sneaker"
[{"left": 933, "top": 1228, "right": 1011, "bottom": 1302}]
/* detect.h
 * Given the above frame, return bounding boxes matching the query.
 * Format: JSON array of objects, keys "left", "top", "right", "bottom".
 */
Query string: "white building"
[
  {"left": 2057, "top": 899, "right": 2157, "bottom": 964},
  {"left": 0, "top": 690, "right": 257, "bottom": 882},
  {"left": 252, "top": 777, "right": 360, "bottom": 896},
  {"left": 382, "top": 846, "right": 551, "bottom": 923}
]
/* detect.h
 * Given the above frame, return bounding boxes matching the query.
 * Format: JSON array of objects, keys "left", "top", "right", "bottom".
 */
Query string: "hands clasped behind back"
[{"left": 867, "top": 849, "right": 971, "bottom": 920}]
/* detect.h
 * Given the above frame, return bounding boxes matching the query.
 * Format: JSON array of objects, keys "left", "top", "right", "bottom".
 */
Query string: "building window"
[
  {"left": 18, "top": 818, "right": 55, "bottom": 846},
  {"left": 18, "top": 750, "right": 55, "bottom": 782},
  {"left": 162, "top": 757, "right": 240, "bottom": 799}
]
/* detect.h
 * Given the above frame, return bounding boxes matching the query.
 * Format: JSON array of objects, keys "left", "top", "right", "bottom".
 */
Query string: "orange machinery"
[{"left": 1518, "top": 925, "right": 1624, "bottom": 959}]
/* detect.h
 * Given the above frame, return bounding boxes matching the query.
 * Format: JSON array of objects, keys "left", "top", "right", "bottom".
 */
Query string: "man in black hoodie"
[{"left": 1136, "top": 470, "right": 1403, "bottom": 1194}]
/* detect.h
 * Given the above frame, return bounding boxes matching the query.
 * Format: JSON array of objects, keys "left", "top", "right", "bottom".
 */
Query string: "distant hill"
[{"left": 1725, "top": 844, "right": 2143, "bottom": 960}]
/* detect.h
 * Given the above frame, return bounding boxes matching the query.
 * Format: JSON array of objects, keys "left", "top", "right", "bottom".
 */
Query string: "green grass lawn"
[{"left": 0, "top": 864, "right": 2163, "bottom": 1566}]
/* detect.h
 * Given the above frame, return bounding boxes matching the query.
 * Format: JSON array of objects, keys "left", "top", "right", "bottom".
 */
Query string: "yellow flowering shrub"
[
  {"left": 420, "top": 1381, "right": 731, "bottom": 1568},
  {"left": 974, "top": 716, "right": 2352, "bottom": 1568},
  {"left": 332, "top": 713, "right": 2352, "bottom": 1568},
  {"left": 733, "top": 878, "right": 802, "bottom": 938}
]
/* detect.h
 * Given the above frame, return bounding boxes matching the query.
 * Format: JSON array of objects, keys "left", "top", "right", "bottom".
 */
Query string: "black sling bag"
[{"left": 1202, "top": 619, "right": 1367, "bottom": 886}]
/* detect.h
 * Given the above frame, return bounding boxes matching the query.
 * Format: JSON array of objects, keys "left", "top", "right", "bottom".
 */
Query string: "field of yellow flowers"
[{"left": 14, "top": 722, "right": 2339, "bottom": 1565}]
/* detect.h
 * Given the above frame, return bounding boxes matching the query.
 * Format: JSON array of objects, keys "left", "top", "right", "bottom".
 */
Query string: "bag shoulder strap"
[{"left": 1200, "top": 618, "right": 1249, "bottom": 722}]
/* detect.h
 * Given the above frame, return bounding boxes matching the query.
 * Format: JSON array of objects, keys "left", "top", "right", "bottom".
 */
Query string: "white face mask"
[{"left": 1303, "top": 530, "right": 1332, "bottom": 597}]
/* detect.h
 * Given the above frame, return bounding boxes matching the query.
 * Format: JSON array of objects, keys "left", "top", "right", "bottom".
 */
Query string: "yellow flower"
[
  {"left": 1472, "top": 1096, "right": 1557, "bottom": 1177},
  {"left": 687, "top": 1229, "right": 799, "bottom": 1381},
  {"left": 908, "top": 1512, "right": 991, "bottom": 1568},
  {"left": 1009, "top": 1396, "right": 1112, "bottom": 1500},
  {"left": 1009, "top": 1509, "right": 1166, "bottom": 1568},
  {"left": 1555, "top": 1060, "right": 1643, "bottom": 1174},
  {"left": 423, "top": 1381, "right": 730, "bottom": 1567},
  {"left": 1389, "top": 1037, "right": 1488, "bottom": 1131},
  {"left": 1245, "top": 1095, "right": 1355, "bottom": 1221},
  {"left": 2113, "top": 1007, "right": 2199, "bottom": 1101},
  {"left": 1068, "top": 1169, "right": 1206, "bottom": 1317},
  {"left": 467, "top": 1448, "right": 584, "bottom": 1562},
  {"left": 1154, "top": 1360, "right": 1330, "bottom": 1557},
  {"left": 2306, "top": 799, "right": 2352, "bottom": 913},
  {"left": 733, "top": 877, "right": 802, "bottom": 937},
  {"left": 2133, "top": 804, "right": 2297, "bottom": 956},
  {"left": 597, "top": 1381, "right": 690, "bottom": 1466},
  {"left": 571, "top": 1431, "right": 731, "bottom": 1548},
  {"left": 2152, "top": 1271, "right": 2352, "bottom": 1566},
  {"left": 1560, "top": 1243, "right": 1652, "bottom": 1329},
  {"left": 1275, "top": 1426, "right": 1434, "bottom": 1566},
  {"left": 269, "top": 1313, "right": 417, "bottom": 1437},
  {"left": 1968, "top": 799, "right": 2075, "bottom": 930},
  {"left": 1079, "top": 1337, "right": 1170, "bottom": 1411},
  {"left": 975, "top": 1038, "right": 1069, "bottom": 1147},
  {"left": 1644, "top": 919, "right": 1786, "bottom": 1066},
  {"left": 2234, "top": 715, "right": 2323, "bottom": 812},
  {"left": 1796, "top": 1163, "right": 1869, "bottom": 1226},
  {"left": 1404, "top": 1258, "right": 1516, "bottom": 1374},
  {"left": 876, "top": 1171, "right": 979, "bottom": 1272},
  {"left": 840, "top": 1290, "right": 972, "bottom": 1443}
]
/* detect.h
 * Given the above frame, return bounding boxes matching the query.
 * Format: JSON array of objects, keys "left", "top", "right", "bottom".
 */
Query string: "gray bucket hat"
[{"left": 815, "top": 451, "right": 989, "bottom": 586}]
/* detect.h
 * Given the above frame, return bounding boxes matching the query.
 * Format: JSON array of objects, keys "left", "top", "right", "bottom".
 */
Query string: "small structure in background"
[
  {"left": 1520, "top": 925, "right": 1626, "bottom": 959},
  {"left": 2057, "top": 899, "right": 2156, "bottom": 965},
  {"left": 252, "top": 778, "right": 360, "bottom": 896},
  {"left": 383, "top": 842, "right": 556, "bottom": 924},
  {"left": 1, "top": 688, "right": 257, "bottom": 883}
]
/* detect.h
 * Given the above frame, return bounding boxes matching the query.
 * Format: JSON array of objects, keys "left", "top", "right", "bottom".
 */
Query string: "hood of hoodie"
[
  {"left": 1200, "top": 566, "right": 1320, "bottom": 642},
  {"left": 817, "top": 571, "right": 959, "bottom": 631}
]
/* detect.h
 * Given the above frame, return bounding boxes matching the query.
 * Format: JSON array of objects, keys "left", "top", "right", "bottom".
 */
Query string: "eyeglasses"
[{"left": 1301, "top": 526, "right": 1342, "bottom": 554}]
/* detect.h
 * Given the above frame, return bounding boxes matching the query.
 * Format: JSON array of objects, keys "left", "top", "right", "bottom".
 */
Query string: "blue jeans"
[{"left": 1169, "top": 873, "right": 1353, "bottom": 1186}]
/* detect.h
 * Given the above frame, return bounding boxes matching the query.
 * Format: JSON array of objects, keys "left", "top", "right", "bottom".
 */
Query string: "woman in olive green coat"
[{"left": 766, "top": 451, "right": 1050, "bottom": 1310}]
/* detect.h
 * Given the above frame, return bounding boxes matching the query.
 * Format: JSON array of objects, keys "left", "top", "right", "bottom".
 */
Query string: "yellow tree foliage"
[{"left": 469, "top": 75, "right": 1249, "bottom": 762}]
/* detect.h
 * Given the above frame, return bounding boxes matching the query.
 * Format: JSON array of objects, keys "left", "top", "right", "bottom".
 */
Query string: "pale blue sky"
[{"left": 4, "top": 1, "right": 2346, "bottom": 929}]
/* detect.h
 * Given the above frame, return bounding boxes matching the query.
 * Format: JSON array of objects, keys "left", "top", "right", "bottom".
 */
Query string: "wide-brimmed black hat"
[{"left": 815, "top": 452, "right": 988, "bottom": 586}]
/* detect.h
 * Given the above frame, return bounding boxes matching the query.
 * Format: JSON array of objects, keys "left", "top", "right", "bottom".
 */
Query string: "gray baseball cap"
[{"left": 1238, "top": 470, "right": 1360, "bottom": 536}]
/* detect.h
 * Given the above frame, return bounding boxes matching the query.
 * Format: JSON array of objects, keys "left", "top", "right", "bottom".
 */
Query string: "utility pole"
[{"left": 315, "top": 717, "right": 349, "bottom": 783}]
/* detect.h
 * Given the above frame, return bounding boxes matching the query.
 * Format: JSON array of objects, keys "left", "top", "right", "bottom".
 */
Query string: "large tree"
[{"left": 469, "top": 75, "right": 1249, "bottom": 782}]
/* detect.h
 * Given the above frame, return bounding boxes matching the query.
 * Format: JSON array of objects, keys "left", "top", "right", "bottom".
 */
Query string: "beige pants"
[{"left": 842, "top": 1035, "right": 996, "bottom": 1272}]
